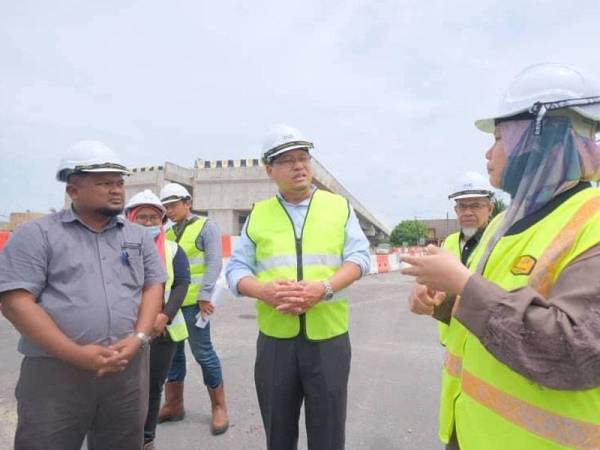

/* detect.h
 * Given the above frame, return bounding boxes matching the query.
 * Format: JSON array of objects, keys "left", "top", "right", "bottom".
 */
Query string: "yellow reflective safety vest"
[
  {"left": 442, "top": 187, "right": 600, "bottom": 449},
  {"left": 164, "top": 240, "right": 189, "bottom": 342},
  {"left": 246, "top": 189, "right": 349, "bottom": 340},
  {"left": 439, "top": 225, "right": 498, "bottom": 443},
  {"left": 166, "top": 217, "right": 207, "bottom": 307},
  {"left": 439, "top": 232, "right": 461, "bottom": 346}
]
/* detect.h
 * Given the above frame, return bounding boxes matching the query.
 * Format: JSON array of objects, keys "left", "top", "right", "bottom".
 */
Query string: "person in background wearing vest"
[
  {"left": 409, "top": 172, "right": 494, "bottom": 346},
  {"left": 402, "top": 63, "right": 600, "bottom": 450},
  {"left": 0, "top": 142, "right": 166, "bottom": 450},
  {"left": 124, "top": 190, "right": 191, "bottom": 450},
  {"left": 156, "top": 182, "right": 229, "bottom": 435},
  {"left": 226, "top": 124, "right": 371, "bottom": 450}
]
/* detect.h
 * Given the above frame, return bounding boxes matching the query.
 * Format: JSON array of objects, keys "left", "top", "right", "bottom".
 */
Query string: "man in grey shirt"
[{"left": 0, "top": 141, "right": 166, "bottom": 450}]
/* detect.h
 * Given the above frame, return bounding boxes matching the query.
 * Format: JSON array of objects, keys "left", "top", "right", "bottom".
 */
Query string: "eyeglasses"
[
  {"left": 135, "top": 214, "right": 163, "bottom": 225},
  {"left": 455, "top": 203, "right": 488, "bottom": 212},
  {"left": 273, "top": 154, "right": 312, "bottom": 168}
]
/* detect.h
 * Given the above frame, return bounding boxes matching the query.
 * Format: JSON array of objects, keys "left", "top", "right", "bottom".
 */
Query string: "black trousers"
[
  {"left": 144, "top": 336, "right": 177, "bottom": 443},
  {"left": 14, "top": 348, "right": 149, "bottom": 450},
  {"left": 254, "top": 331, "right": 351, "bottom": 450}
]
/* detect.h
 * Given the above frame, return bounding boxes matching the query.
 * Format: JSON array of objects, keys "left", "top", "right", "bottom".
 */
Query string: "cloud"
[{"left": 1, "top": 0, "right": 599, "bottom": 225}]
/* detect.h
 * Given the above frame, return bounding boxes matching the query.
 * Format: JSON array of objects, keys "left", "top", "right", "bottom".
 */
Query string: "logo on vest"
[{"left": 511, "top": 255, "right": 537, "bottom": 275}]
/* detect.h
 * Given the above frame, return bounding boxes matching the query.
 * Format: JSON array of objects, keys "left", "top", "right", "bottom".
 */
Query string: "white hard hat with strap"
[
  {"left": 159, "top": 183, "right": 192, "bottom": 205},
  {"left": 449, "top": 172, "right": 494, "bottom": 200},
  {"left": 475, "top": 63, "right": 600, "bottom": 135},
  {"left": 261, "top": 124, "right": 314, "bottom": 164},
  {"left": 125, "top": 189, "right": 166, "bottom": 216},
  {"left": 56, "top": 140, "right": 129, "bottom": 182}
]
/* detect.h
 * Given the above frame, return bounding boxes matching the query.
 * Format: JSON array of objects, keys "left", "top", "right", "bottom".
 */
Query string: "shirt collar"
[
  {"left": 170, "top": 214, "right": 204, "bottom": 237},
  {"left": 276, "top": 185, "right": 317, "bottom": 207},
  {"left": 60, "top": 207, "right": 125, "bottom": 231}
]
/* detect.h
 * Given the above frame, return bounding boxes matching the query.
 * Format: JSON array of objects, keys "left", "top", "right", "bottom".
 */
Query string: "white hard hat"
[
  {"left": 449, "top": 172, "right": 494, "bottom": 200},
  {"left": 124, "top": 189, "right": 166, "bottom": 216},
  {"left": 159, "top": 183, "right": 192, "bottom": 205},
  {"left": 56, "top": 140, "right": 130, "bottom": 182},
  {"left": 475, "top": 63, "right": 600, "bottom": 134},
  {"left": 261, "top": 124, "right": 314, "bottom": 164}
]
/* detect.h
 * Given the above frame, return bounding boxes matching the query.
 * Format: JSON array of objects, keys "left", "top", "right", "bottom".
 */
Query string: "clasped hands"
[
  {"left": 261, "top": 280, "right": 326, "bottom": 315},
  {"left": 400, "top": 245, "right": 473, "bottom": 315},
  {"left": 76, "top": 333, "right": 145, "bottom": 377},
  {"left": 85, "top": 311, "right": 173, "bottom": 377}
]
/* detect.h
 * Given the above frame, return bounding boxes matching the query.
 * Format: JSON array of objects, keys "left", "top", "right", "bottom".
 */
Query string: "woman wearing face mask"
[
  {"left": 403, "top": 63, "right": 600, "bottom": 450},
  {"left": 124, "top": 190, "right": 191, "bottom": 450}
]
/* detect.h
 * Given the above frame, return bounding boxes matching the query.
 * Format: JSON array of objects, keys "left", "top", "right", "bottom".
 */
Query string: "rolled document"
[{"left": 195, "top": 274, "right": 228, "bottom": 329}]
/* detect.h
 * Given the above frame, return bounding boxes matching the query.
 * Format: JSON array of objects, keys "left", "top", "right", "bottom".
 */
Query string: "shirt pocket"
[{"left": 119, "top": 243, "right": 144, "bottom": 288}]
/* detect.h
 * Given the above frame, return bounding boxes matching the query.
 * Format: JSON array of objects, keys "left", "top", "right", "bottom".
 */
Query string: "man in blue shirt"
[{"left": 226, "top": 124, "right": 370, "bottom": 450}]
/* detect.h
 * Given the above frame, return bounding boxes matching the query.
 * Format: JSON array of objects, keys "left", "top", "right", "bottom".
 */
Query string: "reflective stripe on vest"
[
  {"left": 166, "top": 217, "right": 207, "bottom": 306},
  {"left": 444, "top": 188, "right": 600, "bottom": 449},
  {"left": 164, "top": 240, "right": 189, "bottom": 342},
  {"left": 188, "top": 256, "right": 206, "bottom": 265},
  {"left": 256, "top": 254, "right": 343, "bottom": 273},
  {"left": 246, "top": 189, "right": 349, "bottom": 340}
]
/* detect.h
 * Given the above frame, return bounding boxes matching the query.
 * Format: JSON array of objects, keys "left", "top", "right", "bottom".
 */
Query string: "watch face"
[
  {"left": 136, "top": 332, "right": 150, "bottom": 346},
  {"left": 325, "top": 285, "right": 334, "bottom": 299},
  {"left": 322, "top": 280, "right": 334, "bottom": 300}
]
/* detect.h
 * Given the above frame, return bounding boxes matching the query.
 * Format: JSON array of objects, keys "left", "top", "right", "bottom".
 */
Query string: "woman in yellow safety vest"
[
  {"left": 403, "top": 63, "right": 600, "bottom": 450},
  {"left": 125, "top": 190, "right": 191, "bottom": 450}
]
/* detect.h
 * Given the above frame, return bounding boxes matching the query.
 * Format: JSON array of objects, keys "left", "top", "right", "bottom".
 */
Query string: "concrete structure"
[
  {"left": 4, "top": 212, "right": 46, "bottom": 231},
  {"left": 125, "top": 158, "right": 390, "bottom": 244}
]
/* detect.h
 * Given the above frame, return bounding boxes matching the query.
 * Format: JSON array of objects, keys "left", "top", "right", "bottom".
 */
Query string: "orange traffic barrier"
[
  {"left": 376, "top": 255, "right": 390, "bottom": 273},
  {"left": 222, "top": 235, "right": 233, "bottom": 258},
  {"left": 221, "top": 235, "right": 240, "bottom": 258},
  {"left": 0, "top": 231, "right": 10, "bottom": 252}
]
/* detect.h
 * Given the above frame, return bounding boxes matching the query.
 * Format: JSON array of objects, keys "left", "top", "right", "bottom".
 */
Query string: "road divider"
[{"left": 0, "top": 231, "right": 10, "bottom": 252}]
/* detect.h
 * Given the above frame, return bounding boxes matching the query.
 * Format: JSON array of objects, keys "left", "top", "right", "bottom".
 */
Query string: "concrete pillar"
[
  {"left": 363, "top": 224, "right": 376, "bottom": 237},
  {"left": 208, "top": 209, "right": 238, "bottom": 235}
]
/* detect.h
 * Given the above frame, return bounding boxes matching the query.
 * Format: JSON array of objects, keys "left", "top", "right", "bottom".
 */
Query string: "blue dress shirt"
[{"left": 226, "top": 187, "right": 371, "bottom": 296}]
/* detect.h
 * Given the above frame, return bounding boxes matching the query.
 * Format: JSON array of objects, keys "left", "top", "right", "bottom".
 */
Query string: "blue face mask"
[{"left": 147, "top": 225, "right": 161, "bottom": 240}]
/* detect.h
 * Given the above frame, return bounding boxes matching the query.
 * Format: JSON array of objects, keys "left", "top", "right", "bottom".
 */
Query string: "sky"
[{"left": 1, "top": 0, "right": 600, "bottom": 228}]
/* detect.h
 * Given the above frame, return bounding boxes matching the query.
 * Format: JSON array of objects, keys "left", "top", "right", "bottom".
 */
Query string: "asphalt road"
[{"left": 0, "top": 272, "right": 444, "bottom": 450}]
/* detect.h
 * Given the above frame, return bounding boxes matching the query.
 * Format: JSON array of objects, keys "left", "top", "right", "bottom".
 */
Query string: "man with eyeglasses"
[
  {"left": 226, "top": 124, "right": 370, "bottom": 450},
  {"left": 444, "top": 172, "right": 495, "bottom": 266},
  {"left": 408, "top": 172, "right": 494, "bottom": 344}
]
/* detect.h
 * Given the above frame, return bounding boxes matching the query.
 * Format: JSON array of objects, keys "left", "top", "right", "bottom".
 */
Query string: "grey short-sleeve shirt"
[{"left": 0, "top": 209, "right": 167, "bottom": 357}]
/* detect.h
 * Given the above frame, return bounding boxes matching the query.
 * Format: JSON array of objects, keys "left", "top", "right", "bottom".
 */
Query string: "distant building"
[
  {"left": 124, "top": 158, "right": 390, "bottom": 245},
  {"left": 420, "top": 218, "right": 459, "bottom": 245},
  {"left": 6, "top": 212, "right": 46, "bottom": 231}
]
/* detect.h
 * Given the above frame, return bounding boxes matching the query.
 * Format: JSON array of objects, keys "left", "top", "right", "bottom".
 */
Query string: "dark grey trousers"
[
  {"left": 254, "top": 331, "right": 351, "bottom": 450},
  {"left": 14, "top": 347, "right": 149, "bottom": 450}
]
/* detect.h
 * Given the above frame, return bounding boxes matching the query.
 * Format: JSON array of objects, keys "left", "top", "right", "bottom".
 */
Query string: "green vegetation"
[{"left": 390, "top": 220, "right": 428, "bottom": 246}]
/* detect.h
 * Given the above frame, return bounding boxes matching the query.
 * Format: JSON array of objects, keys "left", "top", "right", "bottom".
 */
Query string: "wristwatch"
[
  {"left": 134, "top": 331, "right": 151, "bottom": 348},
  {"left": 321, "top": 279, "right": 335, "bottom": 300}
]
